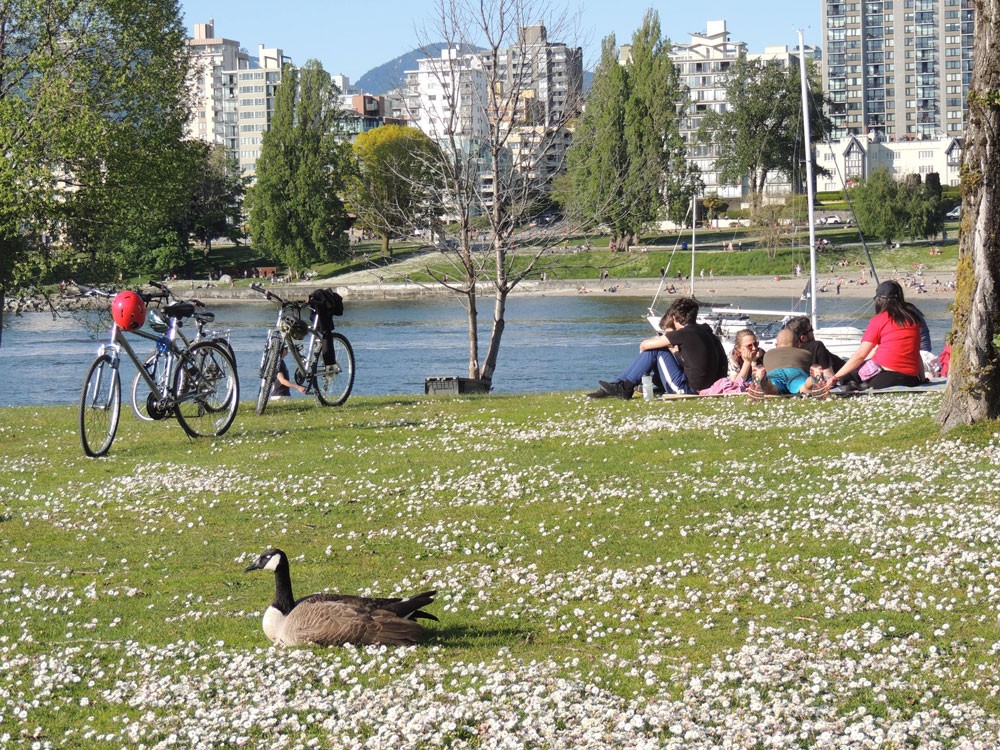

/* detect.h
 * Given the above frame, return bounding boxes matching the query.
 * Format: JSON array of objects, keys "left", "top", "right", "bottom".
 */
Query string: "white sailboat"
[{"left": 647, "top": 30, "right": 864, "bottom": 359}]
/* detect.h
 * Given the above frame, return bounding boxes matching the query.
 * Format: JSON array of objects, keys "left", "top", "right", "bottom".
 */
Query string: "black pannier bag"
[{"left": 307, "top": 288, "right": 344, "bottom": 366}]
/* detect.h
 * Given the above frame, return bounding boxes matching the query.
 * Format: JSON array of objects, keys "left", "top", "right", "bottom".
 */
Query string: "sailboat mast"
[
  {"left": 689, "top": 194, "right": 696, "bottom": 296},
  {"left": 797, "top": 30, "right": 819, "bottom": 330}
]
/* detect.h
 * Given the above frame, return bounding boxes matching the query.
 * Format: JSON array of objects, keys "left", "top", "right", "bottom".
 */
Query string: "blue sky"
[{"left": 179, "top": 1, "right": 822, "bottom": 83}]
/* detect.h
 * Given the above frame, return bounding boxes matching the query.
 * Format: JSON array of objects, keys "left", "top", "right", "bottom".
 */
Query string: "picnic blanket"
[{"left": 655, "top": 378, "right": 947, "bottom": 401}]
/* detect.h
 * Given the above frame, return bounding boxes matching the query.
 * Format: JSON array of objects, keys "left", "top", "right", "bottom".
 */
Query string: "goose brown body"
[{"left": 245, "top": 548, "right": 437, "bottom": 647}]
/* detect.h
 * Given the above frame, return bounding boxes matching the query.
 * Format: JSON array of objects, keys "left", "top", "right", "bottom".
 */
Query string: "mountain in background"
[
  {"left": 354, "top": 43, "right": 593, "bottom": 95},
  {"left": 355, "top": 43, "right": 459, "bottom": 95}
]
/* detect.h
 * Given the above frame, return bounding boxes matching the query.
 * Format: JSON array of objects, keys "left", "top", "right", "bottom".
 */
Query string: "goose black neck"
[{"left": 271, "top": 558, "right": 295, "bottom": 614}]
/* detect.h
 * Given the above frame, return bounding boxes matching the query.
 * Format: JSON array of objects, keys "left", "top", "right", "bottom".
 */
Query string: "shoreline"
[{"left": 4, "top": 269, "right": 956, "bottom": 313}]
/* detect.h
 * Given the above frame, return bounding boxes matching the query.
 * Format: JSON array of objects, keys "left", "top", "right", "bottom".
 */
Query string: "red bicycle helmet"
[{"left": 111, "top": 291, "right": 147, "bottom": 331}]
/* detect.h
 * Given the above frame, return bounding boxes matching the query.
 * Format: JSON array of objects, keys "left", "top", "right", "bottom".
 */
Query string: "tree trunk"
[
  {"left": 938, "top": 1, "right": 1000, "bottom": 430},
  {"left": 465, "top": 285, "right": 481, "bottom": 380},
  {"left": 480, "top": 292, "right": 508, "bottom": 386},
  {"left": 381, "top": 233, "right": 391, "bottom": 256}
]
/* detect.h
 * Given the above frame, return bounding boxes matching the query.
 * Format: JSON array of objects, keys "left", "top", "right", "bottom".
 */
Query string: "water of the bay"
[{"left": 0, "top": 293, "right": 954, "bottom": 408}]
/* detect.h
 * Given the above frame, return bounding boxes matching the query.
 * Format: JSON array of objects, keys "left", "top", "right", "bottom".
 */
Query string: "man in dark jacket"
[{"left": 589, "top": 297, "right": 727, "bottom": 399}]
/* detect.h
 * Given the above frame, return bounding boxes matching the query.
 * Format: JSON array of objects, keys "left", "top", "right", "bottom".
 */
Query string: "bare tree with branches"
[{"left": 401, "top": 0, "right": 588, "bottom": 386}]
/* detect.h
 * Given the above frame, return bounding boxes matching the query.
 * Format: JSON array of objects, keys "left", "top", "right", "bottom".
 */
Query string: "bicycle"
[
  {"left": 130, "top": 281, "right": 236, "bottom": 422},
  {"left": 76, "top": 285, "right": 240, "bottom": 457},
  {"left": 251, "top": 283, "right": 354, "bottom": 415}
]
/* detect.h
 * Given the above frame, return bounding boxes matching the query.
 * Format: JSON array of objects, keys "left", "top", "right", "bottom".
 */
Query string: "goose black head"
[{"left": 244, "top": 548, "right": 288, "bottom": 573}]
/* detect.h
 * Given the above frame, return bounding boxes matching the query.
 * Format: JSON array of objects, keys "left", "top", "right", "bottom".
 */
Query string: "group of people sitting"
[{"left": 589, "top": 280, "right": 935, "bottom": 401}]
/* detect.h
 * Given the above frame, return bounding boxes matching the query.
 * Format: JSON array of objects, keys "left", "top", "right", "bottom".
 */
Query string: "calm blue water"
[{"left": 0, "top": 294, "right": 954, "bottom": 408}]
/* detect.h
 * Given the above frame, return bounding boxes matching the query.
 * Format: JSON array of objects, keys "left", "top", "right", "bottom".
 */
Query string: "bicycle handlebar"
[
  {"left": 146, "top": 280, "right": 205, "bottom": 307},
  {"left": 250, "top": 283, "right": 306, "bottom": 309}
]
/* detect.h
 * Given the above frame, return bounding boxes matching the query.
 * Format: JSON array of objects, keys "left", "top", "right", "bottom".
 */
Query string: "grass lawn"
[{"left": 1, "top": 391, "right": 997, "bottom": 747}]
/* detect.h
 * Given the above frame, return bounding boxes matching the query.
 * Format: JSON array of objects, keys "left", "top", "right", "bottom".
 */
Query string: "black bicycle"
[{"left": 251, "top": 284, "right": 355, "bottom": 415}]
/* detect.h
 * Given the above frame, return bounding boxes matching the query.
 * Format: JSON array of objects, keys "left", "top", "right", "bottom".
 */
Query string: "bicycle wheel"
[
  {"left": 255, "top": 338, "right": 281, "bottom": 416},
  {"left": 131, "top": 352, "right": 172, "bottom": 421},
  {"left": 313, "top": 332, "right": 355, "bottom": 407},
  {"left": 79, "top": 354, "right": 121, "bottom": 457},
  {"left": 172, "top": 342, "right": 239, "bottom": 438}
]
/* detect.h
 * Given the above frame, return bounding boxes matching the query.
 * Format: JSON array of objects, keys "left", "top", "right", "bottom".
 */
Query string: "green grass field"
[{"left": 1, "top": 391, "right": 997, "bottom": 747}]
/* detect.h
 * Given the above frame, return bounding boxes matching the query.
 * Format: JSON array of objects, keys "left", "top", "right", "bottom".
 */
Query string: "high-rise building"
[
  {"left": 185, "top": 23, "right": 290, "bottom": 178},
  {"left": 405, "top": 25, "right": 583, "bottom": 210},
  {"left": 821, "top": 0, "right": 975, "bottom": 142},
  {"left": 185, "top": 22, "right": 248, "bottom": 148}
]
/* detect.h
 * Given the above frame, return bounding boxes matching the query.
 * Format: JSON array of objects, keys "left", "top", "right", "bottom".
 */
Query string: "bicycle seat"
[
  {"left": 194, "top": 311, "right": 215, "bottom": 324},
  {"left": 163, "top": 301, "right": 196, "bottom": 319}
]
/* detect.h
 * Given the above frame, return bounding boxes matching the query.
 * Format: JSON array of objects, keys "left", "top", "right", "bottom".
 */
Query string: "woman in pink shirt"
[{"left": 831, "top": 280, "right": 926, "bottom": 390}]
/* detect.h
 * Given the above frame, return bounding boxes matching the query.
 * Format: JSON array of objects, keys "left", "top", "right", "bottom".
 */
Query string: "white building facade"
[{"left": 817, "top": 135, "right": 962, "bottom": 192}]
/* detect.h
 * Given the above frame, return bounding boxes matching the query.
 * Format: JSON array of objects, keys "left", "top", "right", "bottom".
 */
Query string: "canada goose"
[{"left": 244, "top": 548, "right": 437, "bottom": 647}]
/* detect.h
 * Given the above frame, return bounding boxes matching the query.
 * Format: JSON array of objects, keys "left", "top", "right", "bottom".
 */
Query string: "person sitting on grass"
[
  {"left": 589, "top": 297, "right": 726, "bottom": 399},
  {"left": 748, "top": 328, "right": 828, "bottom": 399},
  {"left": 830, "top": 280, "right": 928, "bottom": 391},
  {"left": 271, "top": 346, "right": 307, "bottom": 399},
  {"left": 698, "top": 328, "right": 763, "bottom": 396}
]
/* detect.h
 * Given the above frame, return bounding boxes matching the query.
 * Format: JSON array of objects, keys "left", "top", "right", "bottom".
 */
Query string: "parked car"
[{"left": 946, "top": 205, "right": 961, "bottom": 219}]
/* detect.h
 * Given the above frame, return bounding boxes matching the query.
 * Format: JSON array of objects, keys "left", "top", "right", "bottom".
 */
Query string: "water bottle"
[{"left": 641, "top": 374, "right": 654, "bottom": 401}]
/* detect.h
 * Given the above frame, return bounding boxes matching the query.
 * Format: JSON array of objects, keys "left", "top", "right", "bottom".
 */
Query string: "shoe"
[
  {"left": 587, "top": 388, "right": 610, "bottom": 399},
  {"left": 598, "top": 379, "right": 634, "bottom": 400}
]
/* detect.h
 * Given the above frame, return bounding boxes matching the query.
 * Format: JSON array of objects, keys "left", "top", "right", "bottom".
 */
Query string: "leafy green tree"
[
  {"left": 560, "top": 36, "right": 628, "bottom": 234},
  {"left": 852, "top": 168, "right": 946, "bottom": 247},
  {"left": 564, "top": 11, "right": 689, "bottom": 249},
  {"left": 851, "top": 167, "right": 906, "bottom": 246},
  {"left": 0, "top": 0, "right": 191, "bottom": 340},
  {"left": 349, "top": 125, "right": 441, "bottom": 256},
  {"left": 697, "top": 57, "right": 829, "bottom": 210},
  {"left": 246, "top": 61, "right": 353, "bottom": 274},
  {"left": 181, "top": 143, "right": 246, "bottom": 257}
]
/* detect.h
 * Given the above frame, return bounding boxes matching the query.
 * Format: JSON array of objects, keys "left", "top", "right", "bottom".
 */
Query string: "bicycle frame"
[
  {"left": 266, "top": 307, "right": 325, "bottom": 392},
  {"left": 101, "top": 315, "right": 205, "bottom": 411}
]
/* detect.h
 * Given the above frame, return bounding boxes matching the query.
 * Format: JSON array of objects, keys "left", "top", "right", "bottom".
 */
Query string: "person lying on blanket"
[
  {"left": 830, "top": 280, "right": 928, "bottom": 392},
  {"left": 748, "top": 329, "right": 828, "bottom": 398}
]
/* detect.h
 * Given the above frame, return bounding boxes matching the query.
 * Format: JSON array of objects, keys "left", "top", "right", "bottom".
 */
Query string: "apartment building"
[
  {"left": 404, "top": 25, "right": 583, "bottom": 210},
  {"left": 821, "top": 0, "right": 975, "bottom": 142},
  {"left": 405, "top": 47, "right": 490, "bottom": 143},
  {"left": 185, "top": 22, "right": 290, "bottom": 179},
  {"left": 665, "top": 20, "right": 747, "bottom": 201},
  {"left": 185, "top": 22, "right": 248, "bottom": 148},
  {"left": 817, "top": 135, "right": 962, "bottom": 191}
]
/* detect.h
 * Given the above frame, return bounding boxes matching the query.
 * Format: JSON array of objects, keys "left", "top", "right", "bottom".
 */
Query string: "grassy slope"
[
  {"left": 0, "top": 392, "right": 998, "bottom": 747},
  {"left": 126, "top": 221, "right": 959, "bottom": 289}
]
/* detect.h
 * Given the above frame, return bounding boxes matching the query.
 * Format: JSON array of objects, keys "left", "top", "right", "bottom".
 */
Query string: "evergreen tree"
[
  {"left": 246, "top": 61, "right": 352, "bottom": 274},
  {"left": 562, "top": 36, "right": 628, "bottom": 235},
  {"left": 564, "top": 11, "right": 689, "bottom": 248}
]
